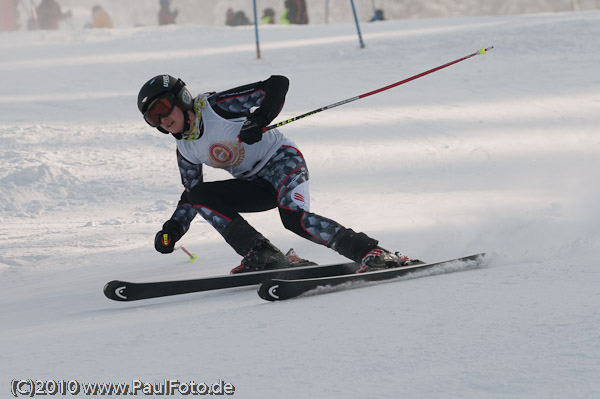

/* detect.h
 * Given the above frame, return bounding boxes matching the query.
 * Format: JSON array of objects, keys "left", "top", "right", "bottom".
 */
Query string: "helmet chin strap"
[{"left": 182, "top": 113, "right": 191, "bottom": 133}]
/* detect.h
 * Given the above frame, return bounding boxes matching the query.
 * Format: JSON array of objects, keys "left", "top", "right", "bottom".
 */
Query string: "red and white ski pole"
[{"left": 265, "top": 46, "right": 493, "bottom": 132}]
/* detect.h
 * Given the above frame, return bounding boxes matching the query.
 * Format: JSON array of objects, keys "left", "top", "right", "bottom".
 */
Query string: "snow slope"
[{"left": 1, "top": 9, "right": 599, "bottom": 399}]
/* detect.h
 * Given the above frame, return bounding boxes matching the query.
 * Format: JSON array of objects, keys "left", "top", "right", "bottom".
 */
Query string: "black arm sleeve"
[{"left": 208, "top": 75, "right": 289, "bottom": 123}]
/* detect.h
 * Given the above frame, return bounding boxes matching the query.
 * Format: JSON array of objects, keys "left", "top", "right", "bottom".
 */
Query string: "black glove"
[
  {"left": 154, "top": 220, "right": 183, "bottom": 254},
  {"left": 239, "top": 114, "right": 268, "bottom": 144}
]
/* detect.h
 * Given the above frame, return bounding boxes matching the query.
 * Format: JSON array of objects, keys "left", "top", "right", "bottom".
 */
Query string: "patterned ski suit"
[{"left": 166, "top": 75, "right": 347, "bottom": 256}]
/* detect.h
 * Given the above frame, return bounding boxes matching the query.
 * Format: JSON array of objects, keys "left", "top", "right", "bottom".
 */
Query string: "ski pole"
[
  {"left": 266, "top": 46, "right": 493, "bottom": 131},
  {"left": 350, "top": 0, "right": 365, "bottom": 49},
  {"left": 177, "top": 245, "right": 197, "bottom": 262},
  {"left": 252, "top": 0, "right": 261, "bottom": 60}
]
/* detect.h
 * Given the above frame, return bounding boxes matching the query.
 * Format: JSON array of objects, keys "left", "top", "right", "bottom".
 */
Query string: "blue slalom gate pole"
[
  {"left": 253, "top": 0, "right": 261, "bottom": 59},
  {"left": 349, "top": 0, "right": 365, "bottom": 48}
]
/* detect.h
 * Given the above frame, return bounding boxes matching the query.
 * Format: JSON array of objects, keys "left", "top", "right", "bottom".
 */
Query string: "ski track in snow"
[{"left": 1, "top": 7, "right": 600, "bottom": 399}]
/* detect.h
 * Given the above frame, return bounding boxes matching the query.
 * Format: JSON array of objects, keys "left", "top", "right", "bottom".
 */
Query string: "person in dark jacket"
[
  {"left": 158, "top": 0, "right": 178, "bottom": 25},
  {"left": 262, "top": 8, "right": 276, "bottom": 24},
  {"left": 225, "top": 8, "right": 251, "bottom": 26},
  {"left": 281, "top": 0, "right": 308, "bottom": 24},
  {"left": 35, "top": 0, "right": 71, "bottom": 30}
]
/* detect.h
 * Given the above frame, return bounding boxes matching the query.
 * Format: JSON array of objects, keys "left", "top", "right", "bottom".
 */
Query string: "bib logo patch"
[{"left": 208, "top": 142, "right": 245, "bottom": 169}]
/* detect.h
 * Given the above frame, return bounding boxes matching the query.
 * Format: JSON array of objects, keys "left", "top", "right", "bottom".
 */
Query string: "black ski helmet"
[{"left": 137, "top": 74, "right": 194, "bottom": 134}]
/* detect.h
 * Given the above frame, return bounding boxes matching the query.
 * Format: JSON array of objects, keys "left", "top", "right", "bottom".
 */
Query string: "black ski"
[
  {"left": 104, "top": 261, "right": 357, "bottom": 302},
  {"left": 257, "top": 253, "right": 485, "bottom": 301}
]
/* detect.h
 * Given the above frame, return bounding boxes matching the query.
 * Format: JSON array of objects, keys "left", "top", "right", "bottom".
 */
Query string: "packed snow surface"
[{"left": 1, "top": 8, "right": 599, "bottom": 399}]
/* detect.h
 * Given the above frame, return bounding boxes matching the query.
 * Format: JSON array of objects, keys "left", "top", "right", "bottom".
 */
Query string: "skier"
[{"left": 137, "top": 74, "right": 419, "bottom": 273}]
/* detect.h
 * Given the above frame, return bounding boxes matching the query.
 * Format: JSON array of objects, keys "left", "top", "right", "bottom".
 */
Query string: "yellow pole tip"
[{"left": 478, "top": 47, "right": 487, "bottom": 54}]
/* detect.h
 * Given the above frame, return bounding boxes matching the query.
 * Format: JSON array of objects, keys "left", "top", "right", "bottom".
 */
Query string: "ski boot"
[
  {"left": 285, "top": 248, "right": 317, "bottom": 267},
  {"left": 230, "top": 240, "right": 293, "bottom": 274},
  {"left": 357, "top": 248, "right": 423, "bottom": 274}
]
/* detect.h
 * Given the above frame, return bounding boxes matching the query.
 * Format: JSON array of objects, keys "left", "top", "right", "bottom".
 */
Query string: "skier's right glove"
[
  {"left": 154, "top": 220, "right": 183, "bottom": 254},
  {"left": 238, "top": 114, "right": 268, "bottom": 145}
]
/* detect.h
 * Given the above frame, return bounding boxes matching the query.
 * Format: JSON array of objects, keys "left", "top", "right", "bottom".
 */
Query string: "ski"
[
  {"left": 257, "top": 253, "right": 485, "bottom": 301},
  {"left": 104, "top": 261, "right": 357, "bottom": 302}
]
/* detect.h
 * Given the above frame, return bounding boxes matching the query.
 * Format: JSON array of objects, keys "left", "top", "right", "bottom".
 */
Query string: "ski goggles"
[{"left": 143, "top": 93, "right": 176, "bottom": 127}]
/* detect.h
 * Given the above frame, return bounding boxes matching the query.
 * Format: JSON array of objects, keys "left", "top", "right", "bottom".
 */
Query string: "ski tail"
[{"left": 258, "top": 253, "right": 485, "bottom": 301}]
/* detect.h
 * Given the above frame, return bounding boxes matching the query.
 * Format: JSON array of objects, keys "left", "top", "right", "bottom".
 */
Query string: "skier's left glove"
[
  {"left": 154, "top": 220, "right": 183, "bottom": 254},
  {"left": 239, "top": 114, "right": 268, "bottom": 144}
]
